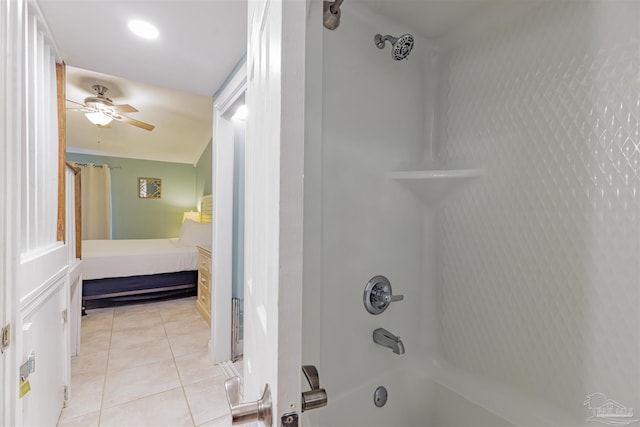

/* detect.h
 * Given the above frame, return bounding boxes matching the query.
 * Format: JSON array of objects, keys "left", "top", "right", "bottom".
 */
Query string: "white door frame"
[
  {"left": 242, "top": 0, "right": 306, "bottom": 423},
  {"left": 1, "top": 1, "right": 25, "bottom": 424},
  {"left": 211, "top": 63, "right": 247, "bottom": 363}
]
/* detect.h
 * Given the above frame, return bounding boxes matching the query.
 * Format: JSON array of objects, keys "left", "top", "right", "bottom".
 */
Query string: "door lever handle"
[
  {"left": 301, "top": 365, "right": 328, "bottom": 412},
  {"left": 302, "top": 365, "right": 320, "bottom": 390},
  {"left": 224, "top": 376, "right": 272, "bottom": 425}
]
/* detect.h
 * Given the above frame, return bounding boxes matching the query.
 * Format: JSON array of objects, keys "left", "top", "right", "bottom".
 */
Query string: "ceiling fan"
[{"left": 66, "top": 85, "right": 155, "bottom": 131}]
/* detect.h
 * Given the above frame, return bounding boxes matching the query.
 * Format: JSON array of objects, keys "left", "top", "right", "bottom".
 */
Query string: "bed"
[{"left": 81, "top": 196, "right": 212, "bottom": 309}]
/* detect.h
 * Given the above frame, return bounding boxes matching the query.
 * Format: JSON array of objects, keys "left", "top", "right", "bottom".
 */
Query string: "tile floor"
[{"left": 57, "top": 297, "right": 233, "bottom": 427}]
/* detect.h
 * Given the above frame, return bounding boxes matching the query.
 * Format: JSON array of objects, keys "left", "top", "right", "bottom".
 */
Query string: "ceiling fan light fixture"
[
  {"left": 85, "top": 112, "right": 113, "bottom": 126},
  {"left": 128, "top": 19, "right": 159, "bottom": 39}
]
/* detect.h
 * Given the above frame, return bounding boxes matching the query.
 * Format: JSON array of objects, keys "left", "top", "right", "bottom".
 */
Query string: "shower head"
[{"left": 374, "top": 33, "right": 414, "bottom": 61}]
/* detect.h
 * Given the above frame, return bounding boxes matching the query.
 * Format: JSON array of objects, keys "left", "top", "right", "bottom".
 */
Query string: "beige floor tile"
[
  {"left": 57, "top": 410, "right": 100, "bottom": 427},
  {"left": 70, "top": 366, "right": 106, "bottom": 389},
  {"left": 59, "top": 374, "right": 104, "bottom": 422},
  {"left": 184, "top": 377, "right": 230, "bottom": 426},
  {"left": 157, "top": 298, "right": 199, "bottom": 315},
  {"left": 82, "top": 307, "right": 115, "bottom": 321},
  {"left": 100, "top": 387, "right": 194, "bottom": 427},
  {"left": 157, "top": 299, "right": 194, "bottom": 311},
  {"left": 58, "top": 391, "right": 103, "bottom": 422},
  {"left": 81, "top": 313, "right": 114, "bottom": 334},
  {"left": 112, "top": 310, "right": 164, "bottom": 332},
  {"left": 110, "top": 323, "right": 167, "bottom": 349},
  {"left": 168, "top": 329, "right": 210, "bottom": 358},
  {"left": 102, "top": 359, "right": 181, "bottom": 409},
  {"left": 114, "top": 302, "right": 160, "bottom": 314},
  {"left": 82, "top": 309, "right": 113, "bottom": 318},
  {"left": 163, "top": 316, "right": 209, "bottom": 337},
  {"left": 157, "top": 296, "right": 196, "bottom": 310},
  {"left": 175, "top": 351, "right": 224, "bottom": 386},
  {"left": 80, "top": 322, "right": 112, "bottom": 337},
  {"left": 108, "top": 337, "right": 173, "bottom": 372},
  {"left": 70, "top": 350, "right": 108, "bottom": 376},
  {"left": 198, "top": 414, "right": 232, "bottom": 427},
  {"left": 80, "top": 329, "right": 111, "bottom": 354},
  {"left": 160, "top": 307, "right": 203, "bottom": 324},
  {"left": 64, "top": 300, "right": 236, "bottom": 427}
]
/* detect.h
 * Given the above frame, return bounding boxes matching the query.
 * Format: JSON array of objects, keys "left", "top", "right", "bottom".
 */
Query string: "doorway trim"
[{"left": 210, "top": 59, "right": 247, "bottom": 363}]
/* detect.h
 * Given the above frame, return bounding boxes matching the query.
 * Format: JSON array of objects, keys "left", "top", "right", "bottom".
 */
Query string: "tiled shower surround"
[{"left": 440, "top": 1, "right": 639, "bottom": 419}]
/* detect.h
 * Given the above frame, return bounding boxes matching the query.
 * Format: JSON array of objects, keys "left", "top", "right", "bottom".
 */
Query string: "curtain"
[{"left": 72, "top": 162, "right": 111, "bottom": 239}]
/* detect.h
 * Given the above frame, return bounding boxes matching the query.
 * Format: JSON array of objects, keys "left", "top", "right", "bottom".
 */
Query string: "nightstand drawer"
[
  {"left": 198, "top": 271, "right": 210, "bottom": 293},
  {"left": 196, "top": 245, "right": 212, "bottom": 322},
  {"left": 198, "top": 254, "right": 211, "bottom": 274},
  {"left": 198, "top": 287, "right": 210, "bottom": 312}
]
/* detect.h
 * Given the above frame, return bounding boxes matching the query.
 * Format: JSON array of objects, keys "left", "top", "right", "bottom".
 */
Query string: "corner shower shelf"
[{"left": 390, "top": 169, "right": 484, "bottom": 204}]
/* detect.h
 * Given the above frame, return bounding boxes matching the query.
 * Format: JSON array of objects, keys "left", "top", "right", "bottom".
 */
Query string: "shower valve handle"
[
  {"left": 364, "top": 275, "right": 404, "bottom": 315},
  {"left": 383, "top": 293, "right": 404, "bottom": 303}
]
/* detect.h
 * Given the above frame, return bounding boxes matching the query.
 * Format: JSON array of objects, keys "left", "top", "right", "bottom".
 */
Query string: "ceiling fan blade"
[
  {"left": 97, "top": 123, "right": 112, "bottom": 129},
  {"left": 112, "top": 114, "right": 155, "bottom": 131},
  {"left": 66, "top": 99, "right": 85, "bottom": 107},
  {"left": 112, "top": 104, "right": 138, "bottom": 113},
  {"left": 66, "top": 99, "right": 96, "bottom": 113}
]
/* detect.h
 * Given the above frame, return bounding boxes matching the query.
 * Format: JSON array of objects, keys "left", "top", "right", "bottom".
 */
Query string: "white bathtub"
[
  {"left": 311, "top": 360, "right": 578, "bottom": 427},
  {"left": 315, "top": 368, "right": 514, "bottom": 427}
]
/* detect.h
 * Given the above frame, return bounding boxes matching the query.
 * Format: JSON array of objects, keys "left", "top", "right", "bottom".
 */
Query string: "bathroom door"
[
  {"left": 0, "top": 2, "right": 17, "bottom": 422},
  {"left": 1, "top": 2, "right": 70, "bottom": 425},
  {"left": 242, "top": 0, "right": 307, "bottom": 424}
]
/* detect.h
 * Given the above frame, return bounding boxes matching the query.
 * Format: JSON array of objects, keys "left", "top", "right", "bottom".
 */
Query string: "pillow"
[{"left": 178, "top": 219, "right": 212, "bottom": 247}]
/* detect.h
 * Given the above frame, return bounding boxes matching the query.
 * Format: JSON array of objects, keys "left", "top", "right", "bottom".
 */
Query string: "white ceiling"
[
  {"left": 38, "top": 0, "right": 531, "bottom": 164},
  {"left": 38, "top": 0, "right": 247, "bottom": 97},
  {"left": 38, "top": 0, "right": 247, "bottom": 164},
  {"left": 65, "top": 65, "right": 213, "bottom": 165}
]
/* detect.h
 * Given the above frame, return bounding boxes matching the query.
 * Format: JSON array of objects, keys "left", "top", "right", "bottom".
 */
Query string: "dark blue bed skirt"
[{"left": 82, "top": 270, "right": 198, "bottom": 309}]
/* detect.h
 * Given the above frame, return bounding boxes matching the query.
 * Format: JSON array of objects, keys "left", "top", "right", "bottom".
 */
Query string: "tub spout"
[{"left": 373, "top": 328, "right": 405, "bottom": 355}]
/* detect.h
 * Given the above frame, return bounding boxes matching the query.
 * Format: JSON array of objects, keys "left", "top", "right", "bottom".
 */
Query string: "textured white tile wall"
[{"left": 440, "top": 1, "right": 639, "bottom": 420}]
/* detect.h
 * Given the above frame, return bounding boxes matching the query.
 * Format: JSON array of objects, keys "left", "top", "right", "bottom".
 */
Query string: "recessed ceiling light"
[{"left": 128, "top": 19, "right": 159, "bottom": 40}]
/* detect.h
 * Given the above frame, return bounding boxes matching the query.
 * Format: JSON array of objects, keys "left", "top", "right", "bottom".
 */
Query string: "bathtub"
[
  {"left": 316, "top": 371, "right": 512, "bottom": 427},
  {"left": 312, "top": 360, "right": 577, "bottom": 427}
]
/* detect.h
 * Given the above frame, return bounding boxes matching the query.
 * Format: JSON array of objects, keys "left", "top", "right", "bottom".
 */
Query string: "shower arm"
[
  {"left": 375, "top": 34, "right": 398, "bottom": 49},
  {"left": 323, "top": 0, "right": 344, "bottom": 30},
  {"left": 328, "top": 0, "right": 344, "bottom": 14}
]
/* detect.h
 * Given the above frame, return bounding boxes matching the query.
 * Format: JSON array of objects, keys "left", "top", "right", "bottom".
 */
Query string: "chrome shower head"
[{"left": 374, "top": 33, "right": 414, "bottom": 61}]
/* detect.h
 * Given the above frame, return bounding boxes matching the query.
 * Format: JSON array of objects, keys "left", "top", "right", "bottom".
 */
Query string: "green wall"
[
  {"left": 196, "top": 139, "right": 212, "bottom": 202},
  {"left": 67, "top": 153, "right": 198, "bottom": 239}
]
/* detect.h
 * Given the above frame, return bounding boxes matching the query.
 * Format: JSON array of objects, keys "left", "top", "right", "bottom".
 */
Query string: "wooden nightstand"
[{"left": 195, "top": 246, "right": 212, "bottom": 321}]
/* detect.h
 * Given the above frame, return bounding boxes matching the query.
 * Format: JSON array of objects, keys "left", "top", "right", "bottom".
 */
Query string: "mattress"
[{"left": 82, "top": 238, "right": 199, "bottom": 280}]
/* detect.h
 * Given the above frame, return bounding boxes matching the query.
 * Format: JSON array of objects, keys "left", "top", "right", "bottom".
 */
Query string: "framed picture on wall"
[{"left": 138, "top": 177, "right": 162, "bottom": 199}]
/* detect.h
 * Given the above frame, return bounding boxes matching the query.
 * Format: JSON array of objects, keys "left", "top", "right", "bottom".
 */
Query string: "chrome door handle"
[
  {"left": 224, "top": 376, "right": 272, "bottom": 425},
  {"left": 301, "top": 365, "right": 328, "bottom": 412}
]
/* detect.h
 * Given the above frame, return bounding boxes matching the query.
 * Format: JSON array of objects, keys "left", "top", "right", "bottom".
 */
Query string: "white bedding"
[{"left": 82, "top": 238, "right": 199, "bottom": 280}]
